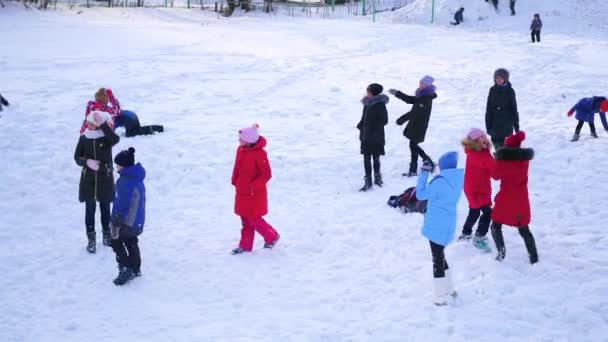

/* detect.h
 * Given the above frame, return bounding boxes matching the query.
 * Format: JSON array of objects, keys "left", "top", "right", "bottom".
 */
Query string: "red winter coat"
[
  {"left": 79, "top": 89, "right": 121, "bottom": 134},
  {"left": 463, "top": 141, "right": 495, "bottom": 209},
  {"left": 231, "top": 136, "right": 271, "bottom": 218},
  {"left": 491, "top": 147, "right": 534, "bottom": 227}
]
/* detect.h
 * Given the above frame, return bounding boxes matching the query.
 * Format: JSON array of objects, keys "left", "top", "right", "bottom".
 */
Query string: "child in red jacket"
[
  {"left": 80, "top": 88, "right": 121, "bottom": 134},
  {"left": 459, "top": 128, "right": 495, "bottom": 251},
  {"left": 231, "top": 124, "right": 280, "bottom": 255},
  {"left": 490, "top": 131, "right": 538, "bottom": 264}
]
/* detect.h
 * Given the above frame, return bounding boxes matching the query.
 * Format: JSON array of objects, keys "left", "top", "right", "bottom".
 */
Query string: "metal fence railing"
[{"left": 5, "top": 0, "right": 410, "bottom": 17}]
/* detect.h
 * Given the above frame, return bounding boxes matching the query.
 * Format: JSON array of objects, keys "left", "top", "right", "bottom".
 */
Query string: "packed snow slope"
[
  {"left": 394, "top": 0, "right": 608, "bottom": 36},
  {"left": 1, "top": 4, "right": 608, "bottom": 342}
]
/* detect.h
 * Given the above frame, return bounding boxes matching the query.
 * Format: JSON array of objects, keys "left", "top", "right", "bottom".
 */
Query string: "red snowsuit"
[
  {"left": 79, "top": 89, "right": 121, "bottom": 134},
  {"left": 231, "top": 136, "right": 278, "bottom": 251},
  {"left": 491, "top": 147, "right": 534, "bottom": 227},
  {"left": 463, "top": 142, "right": 495, "bottom": 209}
]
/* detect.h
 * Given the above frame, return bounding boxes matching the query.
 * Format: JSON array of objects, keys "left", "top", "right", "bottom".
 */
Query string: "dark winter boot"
[
  {"left": 359, "top": 176, "right": 373, "bottom": 192},
  {"left": 113, "top": 266, "right": 135, "bottom": 286},
  {"left": 403, "top": 163, "right": 418, "bottom": 177},
  {"left": 86, "top": 232, "right": 96, "bottom": 254},
  {"left": 519, "top": 228, "right": 539, "bottom": 264},
  {"left": 102, "top": 230, "right": 112, "bottom": 247},
  {"left": 491, "top": 223, "right": 506, "bottom": 261},
  {"left": 264, "top": 234, "right": 280, "bottom": 249},
  {"left": 374, "top": 173, "right": 383, "bottom": 187},
  {"left": 231, "top": 247, "right": 247, "bottom": 255},
  {"left": 591, "top": 132, "right": 599, "bottom": 138},
  {"left": 570, "top": 133, "right": 580, "bottom": 142},
  {"left": 151, "top": 125, "right": 164, "bottom": 133}
]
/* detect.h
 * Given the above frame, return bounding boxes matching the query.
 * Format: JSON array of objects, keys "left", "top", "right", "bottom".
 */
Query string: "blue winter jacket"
[
  {"left": 571, "top": 96, "right": 607, "bottom": 123},
  {"left": 416, "top": 168, "right": 464, "bottom": 246},
  {"left": 112, "top": 163, "right": 146, "bottom": 236}
]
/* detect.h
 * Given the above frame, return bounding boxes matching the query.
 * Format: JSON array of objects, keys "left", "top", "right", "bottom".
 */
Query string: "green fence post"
[
  {"left": 372, "top": 0, "right": 376, "bottom": 21},
  {"left": 431, "top": 0, "right": 435, "bottom": 23},
  {"left": 331, "top": 0, "right": 334, "bottom": 12},
  {"left": 164, "top": 0, "right": 167, "bottom": 6},
  {"left": 362, "top": 0, "right": 365, "bottom": 15},
  {"left": 188, "top": 0, "right": 191, "bottom": 8}
]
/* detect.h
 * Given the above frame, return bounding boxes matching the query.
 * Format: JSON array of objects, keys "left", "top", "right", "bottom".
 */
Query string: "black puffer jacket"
[
  {"left": 74, "top": 123, "right": 120, "bottom": 202},
  {"left": 357, "top": 94, "right": 389, "bottom": 155},
  {"left": 485, "top": 82, "right": 519, "bottom": 142},
  {"left": 395, "top": 89, "right": 437, "bottom": 144}
]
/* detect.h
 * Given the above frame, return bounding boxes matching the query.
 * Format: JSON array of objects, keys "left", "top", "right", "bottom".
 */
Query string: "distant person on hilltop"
[
  {"left": 567, "top": 96, "right": 608, "bottom": 142},
  {"left": 0, "top": 93, "right": 9, "bottom": 112},
  {"left": 485, "top": 0, "right": 499, "bottom": 12},
  {"left": 509, "top": 0, "right": 516, "bottom": 16},
  {"left": 450, "top": 7, "right": 464, "bottom": 26},
  {"left": 530, "top": 13, "right": 543, "bottom": 43}
]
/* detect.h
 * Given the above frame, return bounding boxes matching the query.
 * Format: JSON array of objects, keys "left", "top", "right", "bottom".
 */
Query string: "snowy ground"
[{"left": 1, "top": 4, "right": 608, "bottom": 342}]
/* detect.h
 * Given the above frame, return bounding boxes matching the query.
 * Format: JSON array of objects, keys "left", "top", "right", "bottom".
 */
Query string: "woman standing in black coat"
[
  {"left": 485, "top": 68, "right": 519, "bottom": 149},
  {"left": 357, "top": 83, "right": 389, "bottom": 192},
  {"left": 389, "top": 75, "right": 437, "bottom": 177},
  {"left": 74, "top": 111, "right": 120, "bottom": 253}
]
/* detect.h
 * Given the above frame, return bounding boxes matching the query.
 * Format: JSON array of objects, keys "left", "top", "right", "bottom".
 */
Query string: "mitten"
[
  {"left": 567, "top": 110, "right": 574, "bottom": 117},
  {"left": 388, "top": 89, "right": 397, "bottom": 95},
  {"left": 86, "top": 159, "right": 100, "bottom": 171}
]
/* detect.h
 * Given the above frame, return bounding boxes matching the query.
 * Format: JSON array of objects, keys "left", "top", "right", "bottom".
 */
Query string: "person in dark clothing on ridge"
[
  {"left": 530, "top": 14, "right": 543, "bottom": 43},
  {"left": 0, "top": 93, "right": 8, "bottom": 112},
  {"left": 451, "top": 7, "right": 464, "bottom": 25},
  {"left": 485, "top": 68, "right": 519, "bottom": 150},
  {"left": 389, "top": 75, "right": 438, "bottom": 177},
  {"left": 357, "top": 83, "right": 389, "bottom": 192}
]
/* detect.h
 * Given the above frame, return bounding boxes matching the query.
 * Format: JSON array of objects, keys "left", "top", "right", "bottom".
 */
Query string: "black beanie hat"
[
  {"left": 115, "top": 147, "right": 135, "bottom": 167},
  {"left": 367, "top": 83, "right": 383, "bottom": 96},
  {"left": 494, "top": 68, "right": 510, "bottom": 83}
]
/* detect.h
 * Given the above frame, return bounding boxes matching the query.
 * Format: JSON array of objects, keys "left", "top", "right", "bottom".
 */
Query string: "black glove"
[
  {"left": 0, "top": 95, "right": 8, "bottom": 107},
  {"left": 388, "top": 89, "right": 397, "bottom": 96}
]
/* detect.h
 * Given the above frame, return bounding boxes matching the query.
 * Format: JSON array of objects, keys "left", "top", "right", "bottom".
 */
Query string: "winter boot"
[
  {"left": 445, "top": 270, "right": 458, "bottom": 298},
  {"left": 86, "top": 232, "right": 96, "bottom": 254},
  {"left": 495, "top": 248, "right": 506, "bottom": 261},
  {"left": 591, "top": 132, "right": 599, "bottom": 138},
  {"left": 570, "top": 133, "right": 580, "bottom": 142},
  {"left": 403, "top": 162, "right": 418, "bottom": 177},
  {"left": 472, "top": 235, "right": 492, "bottom": 252},
  {"left": 457, "top": 234, "right": 472, "bottom": 241},
  {"left": 231, "top": 247, "right": 248, "bottom": 255},
  {"left": 264, "top": 234, "right": 280, "bottom": 249},
  {"left": 151, "top": 125, "right": 164, "bottom": 133},
  {"left": 432, "top": 277, "right": 450, "bottom": 306},
  {"left": 374, "top": 173, "right": 383, "bottom": 187},
  {"left": 520, "top": 229, "right": 539, "bottom": 264},
  {"left": 113, "top": 267, "right": 135, "bottom": 286},
  {"left": 102, "top": 230, "right": 112, "bottom": 247},
  {"left": 359, "top": 176, "right": 373, "bottom": 192}
]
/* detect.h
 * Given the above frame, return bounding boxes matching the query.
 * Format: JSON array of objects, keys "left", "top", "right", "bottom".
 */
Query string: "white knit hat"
[{"left": 86, "top": 111, "right": 112, "bottom": 127}]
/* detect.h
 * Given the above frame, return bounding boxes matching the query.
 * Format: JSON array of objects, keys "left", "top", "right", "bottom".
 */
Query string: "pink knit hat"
[
  {"left": 239, "top": 124, "right": 260, "bottom": 144},
  {"left": 467, "top": 128, "right": 485, "bottom": 140}
]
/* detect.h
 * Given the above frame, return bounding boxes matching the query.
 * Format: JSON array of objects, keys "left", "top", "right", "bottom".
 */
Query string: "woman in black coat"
[
  {"left": 74, "top": 111, "right": 120, "bottom": 253},
  {"left": 485, "top": 68, "right": 519, "bottom": 149},
  {"left": 390, "top": 75, "right": 437, "bottom": 177},
  {"left": 357, "top": 83, "right": 389, "bottom": 192}
]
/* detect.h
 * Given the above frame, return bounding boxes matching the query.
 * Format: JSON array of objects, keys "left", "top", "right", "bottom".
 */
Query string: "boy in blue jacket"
[
  {"left": 568, "top": 96, "right": 608, "bottom": 141},
  {"left": 111, "top": 147, "right": 146, "bottom": 286},
  {"left": 416, "top": 151, "right": 464, "bottom": 306}
]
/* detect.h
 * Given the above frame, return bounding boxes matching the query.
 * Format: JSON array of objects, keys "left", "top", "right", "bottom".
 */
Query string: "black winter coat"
[
  {"left": 357, "top": 95, "right": 389, "bottom": 155},
  {"left": 74, "top": 123, "right": 120, "bottom": 203},
  {"left": 395, "top": 90, "right": 437, "bottom": 144},
  {"left": 485, "top": 82, "right": 519, "bottom": 142}
]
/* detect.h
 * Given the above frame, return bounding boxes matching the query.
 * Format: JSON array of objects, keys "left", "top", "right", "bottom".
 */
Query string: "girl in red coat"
[
  {"left": 460, "top": 128, "right": 495, "bottom": 250},
  {"left": 231, "top": 124, "right": 280, "bottom": 255},
  {"left": 490, "top": 131, "right": 538, "bottom": 264}
]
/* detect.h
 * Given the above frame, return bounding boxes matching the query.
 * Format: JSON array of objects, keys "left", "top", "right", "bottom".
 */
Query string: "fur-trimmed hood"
[
  {"left": 361, "top": 94, "right": 389, "bottom": 107},
  {"left": 462, "top": 137, "right": 490, "bottom": 152},
  {"left": 495, "top": 147, "right": 534, "bottom": 161}
]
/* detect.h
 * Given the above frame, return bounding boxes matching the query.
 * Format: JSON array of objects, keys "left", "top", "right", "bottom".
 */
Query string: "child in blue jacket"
[
  {"left": 111, "top": 147, "right": 146, "bottom": 286},
  {"left": 568, "top": 96, "right": 608, "bottom": 141},
  {"left": 416, "top": 151, "right": 464, "bottom": 306}
]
